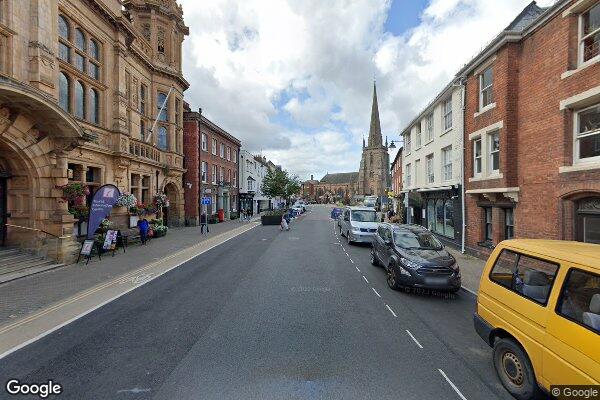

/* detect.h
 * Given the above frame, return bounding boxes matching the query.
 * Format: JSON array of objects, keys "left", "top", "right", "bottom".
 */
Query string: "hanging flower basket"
[
  {"left": 116, "top": 193, "right": 137, "bottom": 209},
  {"left": 153, "top": 193, "right": 170, "bottom": 208},
  {"left": 57, "top": 183, "right": 90, "bottom": 202}
]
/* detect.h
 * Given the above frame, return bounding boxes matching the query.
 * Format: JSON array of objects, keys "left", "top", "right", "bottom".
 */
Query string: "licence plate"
[{"left": 425, "top": 277, "right": 447, "bottom": 285}]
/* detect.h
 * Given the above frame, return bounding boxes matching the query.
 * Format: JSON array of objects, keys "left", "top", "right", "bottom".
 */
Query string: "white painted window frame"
[
  {"left": 442, "top": 145, "right": 453, "bottom": 181},
  {"left": 479, "top": 66, "right": 494, "bottom": 110},
  {"left": 415, "top": 123, "right": 422, "bottom": 148},
  {"left": 211, "top": 138, "right": 217, "bottom": 155},
  {"left": 579, "top": 2, "right": 600, "bottom": 66},
  {"left": 406, "top": 163, "right": 412, "bottom": 187},
  {"left": 201, "top": 161, "right": 207, "bottom": 183},
  {"left": 489, "top": 130, "right": 500, "bottom": 173},
  {"left": 574, "top": 102, "right": 600, "bottom": 164},
  {"left": 473, "top": 138, "right": 483, "bottom": 176},
  {"left": 442, "top": 98, "right": 452, "bottom": 131},
  {"left": 426, "top": 153, "right": 435, "bottom": 184},
  {"left": 426, "top": 113, "right": 434, "bottom": 142},
  {"left": 212, "top": 164, "right": 217, "bottom": 184},
  {"left": 201, "top": 133, "right": 207, "bottom": 151}
]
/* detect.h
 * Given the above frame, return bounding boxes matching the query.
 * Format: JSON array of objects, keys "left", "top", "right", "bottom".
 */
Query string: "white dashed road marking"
[
  {"left": 355, "top": 266, "right": 361, "bottom": 272},
  {"left": 362, "top": 275, "right": 369, "bottom": 284},
  {"left": 385, "top": 304, "right": 397, "bottom": 318},
  {"left": 405, "top": 329, "right": 423, "bottom": 349},
  {"left": 438, "top": 369, "right": 468, "bottom": 400},
  {"left": 371, "top": 288, "right": 381, "bottom": 298}
]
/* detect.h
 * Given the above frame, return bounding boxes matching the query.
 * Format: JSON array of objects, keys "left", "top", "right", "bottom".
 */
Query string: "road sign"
[{"left": 201, "top": 197, "right": 212, "bottom": 205}]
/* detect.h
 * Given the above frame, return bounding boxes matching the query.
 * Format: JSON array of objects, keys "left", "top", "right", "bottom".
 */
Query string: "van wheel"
[
  {"left": 493, "top": 338, "right": 543, "bottom": 400},
  {"left": 386, "top": 265, "right": 400, "bottom": 290}
]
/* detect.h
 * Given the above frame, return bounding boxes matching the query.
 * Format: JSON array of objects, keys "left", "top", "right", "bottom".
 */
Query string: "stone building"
[
  {"left": 308, "top": 173, "right": 358, "bottom": 203},
  {"left": 460, "top": 0, "right": 600, "bottom": 255},
  {"left": 0, "top": 0, "right": 188, "bottom": 264},
  {"left": 357, "top": 82, "right": 391, "bottom": 197},
  {"left": 183, "top": 106, "right": 240, "bottom": 223}
]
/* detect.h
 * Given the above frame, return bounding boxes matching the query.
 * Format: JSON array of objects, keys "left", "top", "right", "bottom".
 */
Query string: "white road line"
[
  {"left": 371, "top": 288, "right": 381, "bottom": 298},
  {"left": 385, "top": 304, "right": 397, "bottom": 318},
  {"left": 355, "top": 266, "right": 361, "bottom": 272},
  {"left": 461, "top": 286, "right": 477, "bottom": 296},
  {"left": 405, "top": 330, "right": 423, "bottom": 349},
  {"left": 362, "top": 275, "right": 369, "bottom": 284},
  {"left": 438, "top": 369, "right": 468, "bottom": 400},
  {"left": 349, "top": 259, "right": 354, "bottom": 264}
]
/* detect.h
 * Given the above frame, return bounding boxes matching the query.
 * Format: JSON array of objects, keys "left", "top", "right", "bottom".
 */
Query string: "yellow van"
[{"left": 474, "top": 239, "right": 599, "bottom": 400}]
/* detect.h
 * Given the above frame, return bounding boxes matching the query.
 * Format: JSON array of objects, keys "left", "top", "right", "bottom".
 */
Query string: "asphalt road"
[{"left": 0, "top": 205, "right": 513, "bottom": 400}]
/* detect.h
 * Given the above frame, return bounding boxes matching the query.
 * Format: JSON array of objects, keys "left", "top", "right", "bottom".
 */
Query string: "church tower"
[{"left": 357, "top": 82, "right": 391, "bottom": 197}]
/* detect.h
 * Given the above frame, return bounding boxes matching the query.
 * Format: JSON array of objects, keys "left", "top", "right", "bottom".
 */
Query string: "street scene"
[{"left": 0, "top": 0, "right": 599, "bottom": 399}]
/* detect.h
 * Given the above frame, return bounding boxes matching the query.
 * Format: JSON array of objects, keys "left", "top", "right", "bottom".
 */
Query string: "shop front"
[{"left": 420, "top": 186, "right": 463, "bottom": 248}]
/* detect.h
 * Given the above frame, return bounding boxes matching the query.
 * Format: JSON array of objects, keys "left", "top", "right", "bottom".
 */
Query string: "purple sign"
[{"left": 87, "top": 184, "right": 121, "bottom": 239}]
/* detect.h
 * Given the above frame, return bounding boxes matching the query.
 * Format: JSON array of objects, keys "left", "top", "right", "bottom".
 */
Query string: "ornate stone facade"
[{"left": 0, "top": 0, "right": 189, "bottom": 263}]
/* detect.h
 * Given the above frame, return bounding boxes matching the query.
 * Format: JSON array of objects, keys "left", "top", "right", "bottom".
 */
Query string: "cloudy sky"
[{"left": 179, "top": 0, "right": 555, "bottom": 180}]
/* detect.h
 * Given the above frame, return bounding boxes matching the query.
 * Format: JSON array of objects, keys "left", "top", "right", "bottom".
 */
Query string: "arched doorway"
[
  {"left": 576, "top": 197, "right": 600, "bottom": 244},
  {"left": 162, "top": 182, "right": 182, "bottom": 227}
]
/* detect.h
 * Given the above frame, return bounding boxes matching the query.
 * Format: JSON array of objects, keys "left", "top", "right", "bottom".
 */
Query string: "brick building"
[
  {"left": 459, "top": 0, "right": 600, "bottom": 255},
  {"left": 183, "top": 106, "right": 240, "bottom": 224},
  {"left": 0, "top": 0, "right": 188, "bottom": 264}
]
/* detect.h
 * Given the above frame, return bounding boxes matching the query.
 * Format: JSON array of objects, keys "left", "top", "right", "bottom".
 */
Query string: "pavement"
[
  {"left": 0, "top": 206, "right": 508, "bottom": 400},
  {"left": 0, "top": 219, "right": 254, "bottom": 326}
]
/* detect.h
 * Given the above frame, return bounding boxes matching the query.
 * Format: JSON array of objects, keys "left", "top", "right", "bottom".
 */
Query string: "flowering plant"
[
  {"left": 153, "top": 193, "right": 170, "bottom": 208},
  {"left": 116, "top": 193, "right": 137, "bottom": 209},
  {"left": 69, "top": 204, "right": 89, "bottom": 220},
  {"left": 58, "top": 183, "right": 90, "bottom": 202},
  {"left": 99, "top": 218, "right": 113, "bottom": 233}
]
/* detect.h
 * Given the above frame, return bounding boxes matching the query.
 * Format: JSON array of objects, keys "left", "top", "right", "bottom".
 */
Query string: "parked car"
[
  {"left": 371, "top": 223, "right": 460, "bottom": 293},
  {"left": 291, "top": 206, "right": 303, "bottom": 216},
  {"left": 331, "top": 207, "right": 343, "bottom": 221},
  {"left": 473, "top": 239, "right": 600, "bottom": 400},
  {"left": 338, "top": 206, "right": 378, "bottom": 245}
]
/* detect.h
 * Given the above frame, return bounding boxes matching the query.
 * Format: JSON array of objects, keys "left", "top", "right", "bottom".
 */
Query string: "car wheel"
[
  {"left": 339, "top": 225, "right": 344, "bottom": 237},
  {"left": 386, "top": 265, "right": 400, "bottom": 290},
  {"left": 493, "top": 338, "right": 543, "bottom": 400},
  {"left": 370, "top": 247, "right": 379, "bottom": 266},
  {"left": 347, "top": 232, "right": 352, "bottom": 245}
]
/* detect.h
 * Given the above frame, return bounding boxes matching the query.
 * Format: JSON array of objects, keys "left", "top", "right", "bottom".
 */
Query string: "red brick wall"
[
  {"left": 464, "top": 1, "right": 600, "bottom": 256},
  {"left": 183, "top": 114, "right": 199, "bottom": 225}
]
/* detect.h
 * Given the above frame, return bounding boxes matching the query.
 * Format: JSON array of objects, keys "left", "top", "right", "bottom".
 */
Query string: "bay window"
[
  {"left": 580, "top": 2, "right": 600, "bottom": 64},
  {"left": 575, "top": 103, "right": 600, "bottom": 162}
]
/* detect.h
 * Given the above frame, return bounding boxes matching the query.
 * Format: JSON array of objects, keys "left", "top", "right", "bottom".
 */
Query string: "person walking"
[
  {"left": 280, "top": 212, "right": 289, "bottom": 231},
  {"left": 137, "top": 218, "right": 149, "bottom": 245},
  {"left": 240, "top": 208, "right": 246, "bottom": 222},
  {"left": 200, "top": 212, "right": 209, "bottom": 234}
]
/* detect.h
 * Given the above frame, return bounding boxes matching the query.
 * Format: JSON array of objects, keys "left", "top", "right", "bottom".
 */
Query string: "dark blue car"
[{"left": 331, "top": 207, "right": 343, "bottom": 220}]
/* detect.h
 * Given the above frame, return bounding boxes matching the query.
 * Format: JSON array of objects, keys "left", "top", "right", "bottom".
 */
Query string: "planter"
[{"left": 261, "top": 215, "right": 283, "bottom": 226}]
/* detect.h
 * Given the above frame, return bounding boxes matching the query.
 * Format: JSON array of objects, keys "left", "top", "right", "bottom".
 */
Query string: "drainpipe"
[{"left": 459, "top": 78, "right": 466, "bottom": 254}]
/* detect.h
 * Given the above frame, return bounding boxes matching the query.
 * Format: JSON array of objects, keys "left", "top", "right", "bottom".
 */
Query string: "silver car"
[{"left": 338, "top": 206, "right": 379, "bottom": 245}]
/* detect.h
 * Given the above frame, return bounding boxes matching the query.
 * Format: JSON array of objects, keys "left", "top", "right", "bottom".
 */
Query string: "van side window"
[
  {"left": 557, "top": 269, "right": 600, "bottom": 335},
  {"left": 490, "top": 249, "right": 558, "bottom": 306}
]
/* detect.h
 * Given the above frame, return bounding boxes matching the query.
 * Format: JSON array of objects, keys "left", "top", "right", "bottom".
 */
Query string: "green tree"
[
  {"left": 284, "top": 175, "right": 301, "bottom": 202},
  {"left": 261, "top": 168, "right": 288, "bottom": 199}
]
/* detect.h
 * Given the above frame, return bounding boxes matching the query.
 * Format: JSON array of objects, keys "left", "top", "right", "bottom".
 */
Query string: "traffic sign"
[{"left": 201, "top": 197, "right": 212, "bottom": 205}]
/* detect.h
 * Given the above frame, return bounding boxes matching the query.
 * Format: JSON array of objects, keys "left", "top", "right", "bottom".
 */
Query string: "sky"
[{"left": 179, "top": 0, "right": 556, "bottom": 181}]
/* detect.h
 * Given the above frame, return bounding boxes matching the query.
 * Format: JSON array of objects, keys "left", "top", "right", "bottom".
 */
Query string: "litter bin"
[{"left": 218, "top": 209, "right": 224, "bottom": 222}]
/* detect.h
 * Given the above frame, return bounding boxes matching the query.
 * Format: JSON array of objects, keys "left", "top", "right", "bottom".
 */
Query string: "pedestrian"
[
  {"left": 247, "top": 208, "right": 252, "bottom": 221},
  {"left": 200, "top": 212, "right": 209, "bottom": 234},
  {"left": 137, "top": 217, "right": 149, "bottom": 245},
  {"left": 280, "top": 212, "right": 290, "bottom": 231},
  {"left": 240, "top": 208, "right": 246, "bottom": 222}
]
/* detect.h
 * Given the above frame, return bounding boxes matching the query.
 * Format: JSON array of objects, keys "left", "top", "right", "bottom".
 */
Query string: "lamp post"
[{"left": 387, "top": 136, "right": 406, "bottom": 222}]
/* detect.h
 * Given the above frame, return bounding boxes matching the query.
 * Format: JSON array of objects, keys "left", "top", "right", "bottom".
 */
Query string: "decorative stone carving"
[
  {"left": 504, "top": 192, "right": 519, "bottom": 203},
  {"left": 142, "top": 23, "right": 151, "bottom": 42},
  {"left": 120, "top": 137, "right": 128, "bottom": 153},
  {"left": 157, "top": 27, "right": 166, "bottom": 54}
]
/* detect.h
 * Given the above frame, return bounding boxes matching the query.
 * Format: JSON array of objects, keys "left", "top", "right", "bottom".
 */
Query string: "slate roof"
[
  {"left": 320, "top": 172, "right": 359, "bottom": 184},
  {"left": 505, "top": 1, "right": 547, "bottom": 32}
]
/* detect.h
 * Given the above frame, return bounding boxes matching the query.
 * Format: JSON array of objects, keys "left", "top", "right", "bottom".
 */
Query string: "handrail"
[{"left": 5, "top": 224, "right": 72, "bottom": 239}]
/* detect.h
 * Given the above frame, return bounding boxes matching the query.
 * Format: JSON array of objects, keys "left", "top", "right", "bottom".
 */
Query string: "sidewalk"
[
  {"left": 0, "top": 219, "right": 254, "bottom": 326},
  {"left": 445, "top": 247, "right": 487, "bottom": 294}
]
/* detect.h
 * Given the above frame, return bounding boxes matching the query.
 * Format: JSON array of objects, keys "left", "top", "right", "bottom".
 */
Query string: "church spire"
[{"left": 368, "top": 81, "right": 382, "bottom": 147}]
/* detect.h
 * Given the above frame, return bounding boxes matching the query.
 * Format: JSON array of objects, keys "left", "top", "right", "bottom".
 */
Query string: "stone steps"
[{"left": 0, "top": 248, "right": 64, "bottom": 284}]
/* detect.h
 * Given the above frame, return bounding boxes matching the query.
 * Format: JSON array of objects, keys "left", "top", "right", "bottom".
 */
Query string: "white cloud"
[{"left": 180, "top": 0, "right": 557, "bottom": 180}]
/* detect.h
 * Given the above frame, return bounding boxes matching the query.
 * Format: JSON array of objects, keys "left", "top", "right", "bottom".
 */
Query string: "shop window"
[
  {"left": 444, "top": 200, "right": 455, "bottom": 239},
  {"left": 484, "top": 207, "right": 493, "bottom": 242},
  {"left": 557, "top": 269, "right": 600, "bottom": 334},
  {"left": 427, "top": 200, "right": 435, "bottom": 232},
  {"left": 580, "top": 2, "right": 600, "bottom": 64},
  {"left": 575, "top": 104, "right": 600, "bottom": 162},
  {"left": 435, "top": 199, "right": 444, "bottom": 235},
  {"left": 427, "top": 199, "right": 454, "bottom": 239},
  {"left": 505, "top": 208, "right": 515, "bottom": 240}
]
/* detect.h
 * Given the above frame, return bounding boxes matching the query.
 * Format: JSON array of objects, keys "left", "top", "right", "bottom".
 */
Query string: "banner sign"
[
  {"left": 87, "top": 184, "right": 121, "bottom": 239},
  {"left": 103, "top": 230, "right": 118, "bottom": 250},
  {"left": 80, "top": 240, "right": 95, "bottom": 256}
]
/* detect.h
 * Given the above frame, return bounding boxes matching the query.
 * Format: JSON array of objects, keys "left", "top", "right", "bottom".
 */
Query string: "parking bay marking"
[
  {"left": 405, "top": 329, "right": 423, "bottom": 349},
  {"left": 438, "top": 369, "right": 468, "bottom": 400}
]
